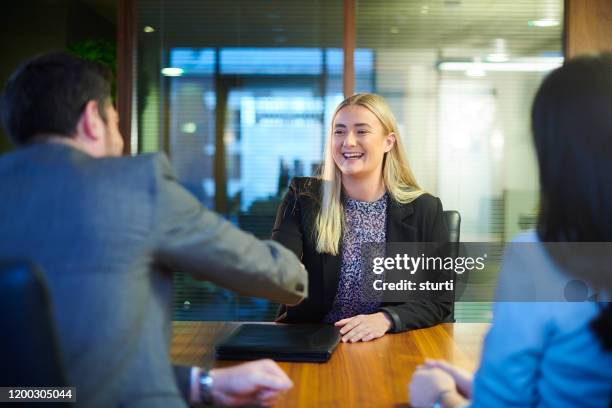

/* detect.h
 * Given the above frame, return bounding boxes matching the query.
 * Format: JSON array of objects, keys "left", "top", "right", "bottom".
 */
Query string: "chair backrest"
[
  {"left": 0, "top": 261, "right": 67, "bottom": 387},
  {"left": 444, "top": 210, "right": 461, "bottom": 246},
  {"left": 442, "top": 210, "right": 462, "bottom": 323}
]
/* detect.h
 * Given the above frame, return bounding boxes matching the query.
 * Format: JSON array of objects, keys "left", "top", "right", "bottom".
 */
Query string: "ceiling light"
[
  {"left": 465, "top": 67, "right": 485, "bottom": 77},
  {"left": 439, "top": 57, "right": 563, "bottom": 73},
  {"left": 491, "top": 38, "right": 508, "bottom": 61},
  {"left": 181, "top": 122, "right": 197, "bottom": 134},
  {"left": 161, "top": 67, "right": 184, "bottom": 77},
  {"left": 528, "top": 19, "right": 559, "bottom": 27},
  {"left": 143, "top": 26, "right": 155, "bottom": 33},
  {"left": 486, "top": 53, "right": 509, "bottom": 63},
  {"left": 464, "top": 58, "right": 485, "bottom": 77}
]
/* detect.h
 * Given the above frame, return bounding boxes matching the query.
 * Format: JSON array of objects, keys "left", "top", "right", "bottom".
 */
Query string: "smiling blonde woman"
[{"left": 272, "top": 93, "right": 452, "bottom": 342}]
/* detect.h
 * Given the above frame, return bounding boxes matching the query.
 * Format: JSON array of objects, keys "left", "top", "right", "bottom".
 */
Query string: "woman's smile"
[
  {"left": 342, "top": 152, "right": 365, "bottom": 160},
  {"left": 332, "top": 104, "right": 394, "bottom": 178}
]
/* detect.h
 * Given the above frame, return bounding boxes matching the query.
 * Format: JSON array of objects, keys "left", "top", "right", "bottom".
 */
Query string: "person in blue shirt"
[{"left": 409, "top": 55, "right": 612, "bottom": 408}]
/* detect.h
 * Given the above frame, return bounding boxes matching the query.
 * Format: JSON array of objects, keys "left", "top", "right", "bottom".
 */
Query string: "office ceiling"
[{"left": 138, "top": 0, "right": 563, "bottom": 58}]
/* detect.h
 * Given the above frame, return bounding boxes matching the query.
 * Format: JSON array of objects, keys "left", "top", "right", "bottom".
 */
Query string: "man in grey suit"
[{"left": 0, "top": 52, "right": 307, "bottom": 407}]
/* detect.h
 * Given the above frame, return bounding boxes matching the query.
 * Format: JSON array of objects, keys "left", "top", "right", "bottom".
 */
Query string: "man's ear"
[
  {"left": 79, "top": 100, "right": 104, "bottom": 141},
  {"left": 384, "top": 132, "right": 396, "bottom": 153}
]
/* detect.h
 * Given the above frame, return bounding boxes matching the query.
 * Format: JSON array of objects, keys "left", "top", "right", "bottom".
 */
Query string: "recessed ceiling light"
[
  {"left": 465, "top": 58, "right": 486, "bottom": 77},
  {"left": 466, "top": 67, "right": 486, "bottom": 77},
  {"left": 528, "top": 19, "right": 559, "bottom": 27},
  {"left": 181, "top": 122, "right": 197, "bottom": 134},
  {"left": 486, "top": 53, "right": 509, "bottom": 63},
  {"left": 438, "top": 57, "right": 564, "bottom": 73},
  {"left": 143, "top": 26, "right": 155, "bottom": 33},
  {"left": 161, "top": 67, "right": 184, "bottom": 77}
]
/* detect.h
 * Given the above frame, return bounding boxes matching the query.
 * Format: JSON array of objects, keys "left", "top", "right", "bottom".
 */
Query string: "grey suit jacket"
[{"left": 0, "top": 143, "right": 308, "bottom": 407}]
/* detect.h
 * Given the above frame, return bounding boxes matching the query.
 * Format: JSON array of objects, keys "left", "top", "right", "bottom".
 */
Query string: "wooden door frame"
[{"left": 117, "top": 0, "right": 136, "bottom": 155}]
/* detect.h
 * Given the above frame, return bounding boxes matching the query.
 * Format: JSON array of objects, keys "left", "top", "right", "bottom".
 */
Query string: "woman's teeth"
[{"left": 343, "top": 153, "right": 364, "bottom": 159}]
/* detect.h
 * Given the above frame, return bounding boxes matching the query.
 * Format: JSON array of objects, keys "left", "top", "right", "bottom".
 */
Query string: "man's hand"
[
  {"left": 334, "top": 312, "right": 392, "bottom": 343},
  {"left": 423, "top": 359, "right": 474, "bottom": 398},
  {"left": 408, "top": 366, "right": 457, "bottom": 408},
  {"left": 209, "top": 359, "right": 292, "bottom": 406}
]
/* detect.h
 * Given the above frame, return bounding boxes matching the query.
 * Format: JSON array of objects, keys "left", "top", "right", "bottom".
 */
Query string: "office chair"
[
  {"left": 443, "top": 210, "right": 462, "bottom": 323},
  {"left": 444, "top": 210, "right": 461, "bottom": 252},
  {"left": 0, "top": 261, "right": 67, "bottom": 388}
]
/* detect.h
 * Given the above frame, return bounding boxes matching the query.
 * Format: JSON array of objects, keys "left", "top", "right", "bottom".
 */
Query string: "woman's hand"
[
  {"left": 423, "top": 359, "right": 474, "bottom": 398},
  {"left": 334, "top": 312, "right": 392, "bottom": 342},
  {"left": 409, "top": 365, "right": 459, "bottom": 408}
]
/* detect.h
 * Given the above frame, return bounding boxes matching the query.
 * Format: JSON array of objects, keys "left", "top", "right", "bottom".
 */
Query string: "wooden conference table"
[{"left": 171, "top": 322, "right": 489, "bottom": 407}]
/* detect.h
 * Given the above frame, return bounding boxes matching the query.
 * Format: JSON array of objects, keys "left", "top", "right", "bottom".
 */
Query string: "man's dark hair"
[
  {"left": 1, "top": 52, "right": 112, "bottom": 145},
  {"left": 532, "top": 54, "right": 612, "bottom": 350}
]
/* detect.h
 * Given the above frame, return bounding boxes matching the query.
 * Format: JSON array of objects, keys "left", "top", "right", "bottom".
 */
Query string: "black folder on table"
[{"left": 215, "top": 324, "right": 341, "bottom": 363}]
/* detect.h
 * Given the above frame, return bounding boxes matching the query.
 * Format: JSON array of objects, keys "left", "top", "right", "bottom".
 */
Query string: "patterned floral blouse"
[{"left": 324, "top": 193, "right": 387, "bottom": 323}]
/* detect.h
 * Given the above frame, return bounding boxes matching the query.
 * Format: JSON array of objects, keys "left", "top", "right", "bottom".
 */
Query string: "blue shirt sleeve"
[{"left": 470, "top": 301, "right": 549, "bottom": 407}]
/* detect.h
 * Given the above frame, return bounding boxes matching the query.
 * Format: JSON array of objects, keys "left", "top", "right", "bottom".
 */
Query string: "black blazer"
[{"left": 271, "top": 177, "right": 452, "bottom": 333}]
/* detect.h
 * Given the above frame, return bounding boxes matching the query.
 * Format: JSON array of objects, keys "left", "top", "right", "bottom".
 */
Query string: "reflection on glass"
[
  {"left": 137, "top": 0, "right": 563, "bottom": 322},
  {"left": 164, "top": 47, "right": 374, "bottom": 223},
  {"left": 355, "top": 0, "right": 563, "bottom": 322},
  {"left": 138, "top": 0, "right": 345, "bottom": 320}
]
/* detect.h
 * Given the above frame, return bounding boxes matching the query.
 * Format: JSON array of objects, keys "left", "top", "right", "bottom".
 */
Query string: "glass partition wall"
[{"left": 136, "top": 0, "right": 563, "bottom": 321}]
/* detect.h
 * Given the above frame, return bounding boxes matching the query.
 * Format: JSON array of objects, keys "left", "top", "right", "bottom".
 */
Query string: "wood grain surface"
[{"left": 171, "top": 322, "right": 489, "bottom": 407}]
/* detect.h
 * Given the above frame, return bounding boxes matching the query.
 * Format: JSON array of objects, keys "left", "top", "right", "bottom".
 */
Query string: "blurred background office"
[{"left": 2, "top": 0, "right": 611, "bottom": 324}]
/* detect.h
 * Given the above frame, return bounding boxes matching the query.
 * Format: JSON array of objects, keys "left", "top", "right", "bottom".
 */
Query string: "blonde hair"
[{"left": 315, "top": 93, "right": 425, "bottom": 255}]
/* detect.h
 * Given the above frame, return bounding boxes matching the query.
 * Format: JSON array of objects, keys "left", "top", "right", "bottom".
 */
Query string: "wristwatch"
[{"left": 198, "top": 370, "right": 214, "bottom": 405}]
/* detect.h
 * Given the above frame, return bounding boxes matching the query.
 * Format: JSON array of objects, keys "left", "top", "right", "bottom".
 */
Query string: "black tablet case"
[{"left": 215, "top": 324, "right": 341, "bottom": 363}]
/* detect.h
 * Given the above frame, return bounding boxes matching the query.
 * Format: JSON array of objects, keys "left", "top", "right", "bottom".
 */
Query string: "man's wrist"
[
  {"left": 198, "top": 369, "right": 214, "bottom": 405},
  {"left": 189, "top": 366, "right": 215, "bottom": 406}
]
